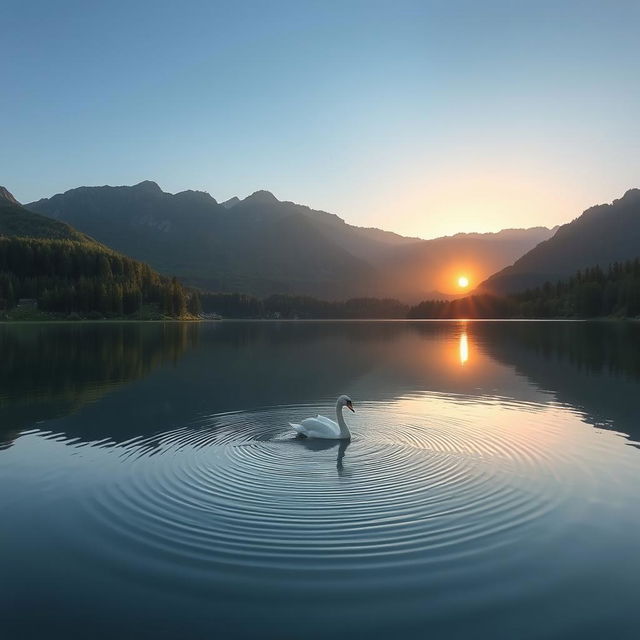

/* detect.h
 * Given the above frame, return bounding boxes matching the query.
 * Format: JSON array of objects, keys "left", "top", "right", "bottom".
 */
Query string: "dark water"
[{"left": 1, "top": 321, "right": 640, "bottom": 640}]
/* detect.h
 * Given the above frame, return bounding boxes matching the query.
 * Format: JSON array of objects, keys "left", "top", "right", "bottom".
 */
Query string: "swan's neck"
[{"left": 335, "top": 402, "right": 351, "bottom": 439}]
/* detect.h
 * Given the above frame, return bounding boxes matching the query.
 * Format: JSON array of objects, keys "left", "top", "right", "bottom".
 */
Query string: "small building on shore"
[{"left": 17, "top": 298, "right": 38, "bottom": 310}]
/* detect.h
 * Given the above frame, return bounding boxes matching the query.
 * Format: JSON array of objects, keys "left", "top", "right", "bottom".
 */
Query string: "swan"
[{"left": 289, "top": 395, "right": 354, "bottom": 440}]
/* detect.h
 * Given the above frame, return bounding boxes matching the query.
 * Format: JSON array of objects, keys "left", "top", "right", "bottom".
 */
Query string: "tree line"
[
  {"left": 0, "top": 237, "right": 201, "bottom": 317},
  {"left": 200, "top": 292, "right": 409, "bottom": 319}
]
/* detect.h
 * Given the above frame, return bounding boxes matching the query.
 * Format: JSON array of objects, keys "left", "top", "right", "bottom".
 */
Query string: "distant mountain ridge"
[
  {"left": 479, "top": 189, "right": 640, "bottom": 294},
  {"left": 0, "top": 186, "right": 93, "bottom": 243},
  {"left": 28, "top": 181, "right": 554, "bottom": 301}
]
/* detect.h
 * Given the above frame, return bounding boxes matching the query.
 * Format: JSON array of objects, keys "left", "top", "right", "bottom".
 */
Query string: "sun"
[{"left": 457, "top": 276, "right": 470, "bottom": 289}]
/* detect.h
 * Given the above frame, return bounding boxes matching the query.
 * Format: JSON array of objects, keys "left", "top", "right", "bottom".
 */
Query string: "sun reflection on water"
[{"left": 459, "top": 332, "right": 469, "bottom": 366}]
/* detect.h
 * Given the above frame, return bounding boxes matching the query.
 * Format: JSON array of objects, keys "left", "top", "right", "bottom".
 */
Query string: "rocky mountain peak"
[
  {"left": 0, "top": 186, "right": 19, "bottom": 205},
  {"left": 221, "top": 196, "right": 240, "bottom": 209},
  {"left": 244, "top": 190, "right": 279, "bottom": 204}
]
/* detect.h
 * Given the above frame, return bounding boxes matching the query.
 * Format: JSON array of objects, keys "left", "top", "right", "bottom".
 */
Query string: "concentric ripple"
[{"left": 53, "top": 393, "right": 619, "bottom": 588}]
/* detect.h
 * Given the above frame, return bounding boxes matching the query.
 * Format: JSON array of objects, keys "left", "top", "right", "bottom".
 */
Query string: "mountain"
[
  {"left": 220, "top": 196, "right": 240, "bottom": 209},
  {"left": 479, "top": 189, "right": 640, "bottom": 294},
  {"left": 0, "top": 186, "right": 20, "bottom": 205},
  {"left": 27, "top": 182, "right": 373, "bottom": 299},
  {"left": 0, "top": 187, "right": 195, "bottom": 318},
  {"left": 28, "top": 182, "right": 553, "bottom": 301},
  {"left": 0, "top": 186, "right": 92, "bottom": 242}
]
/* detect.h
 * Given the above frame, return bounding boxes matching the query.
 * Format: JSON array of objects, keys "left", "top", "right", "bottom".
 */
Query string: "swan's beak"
[{"left": 347, "top": 402, "right": 355, "bottom": 412}]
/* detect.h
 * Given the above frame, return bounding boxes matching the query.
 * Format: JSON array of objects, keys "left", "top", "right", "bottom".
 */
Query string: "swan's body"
[
  {"left": 291, "top": 415, "right": 345, "bottom": 440},
  {"left": 289, "top": 395, "right": 354, "bottom": 440}
]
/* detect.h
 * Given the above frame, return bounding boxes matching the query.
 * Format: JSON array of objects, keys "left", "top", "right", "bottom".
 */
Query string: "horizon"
[{"left": 3, "top": 0, "right": 639, "bottom": 239}]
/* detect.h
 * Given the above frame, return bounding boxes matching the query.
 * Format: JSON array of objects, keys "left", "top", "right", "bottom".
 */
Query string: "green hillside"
[
  {"left": 0, "top": 199, "right": 92, "bottom": 243},
  {"left": 0, "top": 188, "right": 197, "bottom": 319}
]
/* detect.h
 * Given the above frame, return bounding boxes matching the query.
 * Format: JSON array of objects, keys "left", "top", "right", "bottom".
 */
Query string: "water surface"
[{"left": 1, "top": 321, "right": 639, "bottom": 639}]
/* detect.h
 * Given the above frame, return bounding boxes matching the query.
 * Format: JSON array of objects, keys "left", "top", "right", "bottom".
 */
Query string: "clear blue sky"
[{"left": 2, "top": 0, "right": 639, "bottom": 238}]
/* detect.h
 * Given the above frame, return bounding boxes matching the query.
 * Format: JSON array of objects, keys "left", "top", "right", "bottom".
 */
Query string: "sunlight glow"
[
  {"left": 459, "top": 332, "right": 469, "bottom": 366},
  {"left": 458, "top": 276, "right": 470, "bottom": 289}
]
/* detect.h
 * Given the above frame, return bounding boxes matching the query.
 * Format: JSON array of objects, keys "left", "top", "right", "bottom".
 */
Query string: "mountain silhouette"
[
  {"left": 28, "top": 182, "right": 552, "bottom": 301},
  {"left": 0, "top": 185, "right": 193, "bottom": 318},
  {"left": 480, "top": 189, "right": 640, "bottom": 294}
]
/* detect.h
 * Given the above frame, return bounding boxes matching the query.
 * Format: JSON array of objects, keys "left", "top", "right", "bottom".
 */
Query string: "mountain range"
[
  {"left": 27, "top": 182, "right": 553, "bottom": 301},
  {"left": 479, "top": 189, "right": 640, "bottom": 294}
]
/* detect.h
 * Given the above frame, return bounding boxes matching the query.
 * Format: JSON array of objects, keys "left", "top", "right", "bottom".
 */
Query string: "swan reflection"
[{"left": 292, "top": 437, "right": 351, "bottom": 477}]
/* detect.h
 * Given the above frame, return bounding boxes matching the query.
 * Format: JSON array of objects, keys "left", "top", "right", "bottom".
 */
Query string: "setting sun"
[{"left": 457, "top": 276, "right": 470, "bottom": 288}]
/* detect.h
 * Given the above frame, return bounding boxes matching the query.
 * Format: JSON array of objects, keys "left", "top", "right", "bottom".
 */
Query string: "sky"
[{"left": 2, "top": 0, "right": 639, "bottom": 239}]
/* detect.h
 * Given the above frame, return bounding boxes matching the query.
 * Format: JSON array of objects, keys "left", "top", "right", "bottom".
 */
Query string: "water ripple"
[{"left": 60, "top": 396, "right": 608, "bottom": 582}]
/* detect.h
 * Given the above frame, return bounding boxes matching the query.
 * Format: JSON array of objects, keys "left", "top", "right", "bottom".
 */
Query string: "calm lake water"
[{"left": 1, "top": 320, "right": 640, "bottom": 639}]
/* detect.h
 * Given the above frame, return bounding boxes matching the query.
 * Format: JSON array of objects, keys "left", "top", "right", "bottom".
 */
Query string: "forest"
[
  {"left": 0, "top": 237, "right": 201, "bottom": 318},
  {"left": 200, "top": 292, "right": 409, "bottom": 319}
]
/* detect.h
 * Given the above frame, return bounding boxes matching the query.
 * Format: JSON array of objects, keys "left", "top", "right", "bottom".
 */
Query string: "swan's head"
[{"left": 338, "top": 394, "right": 355, "bottom": 412}]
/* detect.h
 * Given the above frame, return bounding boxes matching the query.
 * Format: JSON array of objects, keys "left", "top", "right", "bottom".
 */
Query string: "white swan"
[{"left": 289, "top": 395, "right": 354, "bottom": 440}]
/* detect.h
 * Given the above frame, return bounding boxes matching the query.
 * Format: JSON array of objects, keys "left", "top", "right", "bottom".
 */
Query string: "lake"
[{"left": 1, "top": 320, "right": 640, "bottom": 639}]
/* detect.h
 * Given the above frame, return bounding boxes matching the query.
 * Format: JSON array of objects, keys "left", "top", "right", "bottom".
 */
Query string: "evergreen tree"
[
  {"left": 0, "top": 236, "right": 191, "bottom": 318},
  {"left": 187, "top": 290, "right": 202, "bottom": 316}
]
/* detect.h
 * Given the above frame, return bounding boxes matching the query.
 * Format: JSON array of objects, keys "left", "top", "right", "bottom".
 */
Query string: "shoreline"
[{"left": 1, "top": 316, "right": 637, "bottom": 324}]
